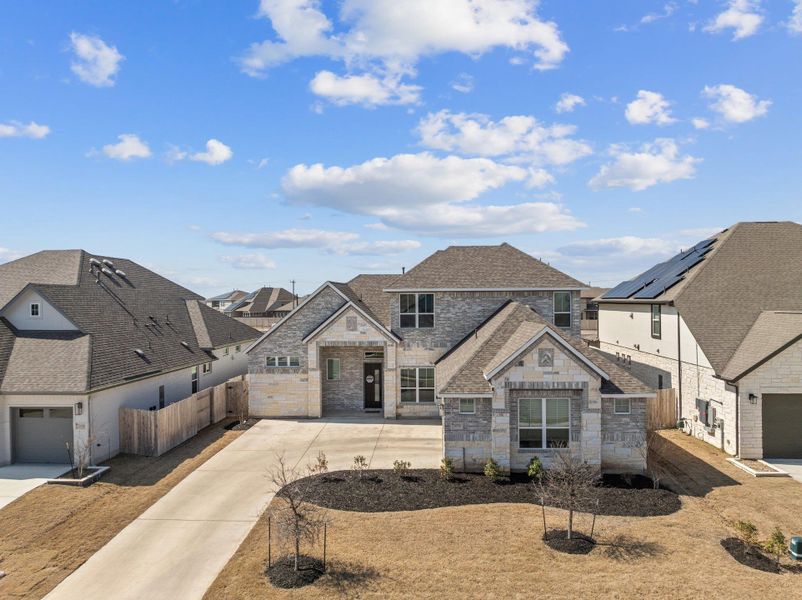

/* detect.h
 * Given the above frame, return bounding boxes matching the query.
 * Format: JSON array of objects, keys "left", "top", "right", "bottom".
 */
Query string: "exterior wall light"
[
  {"left": 748, "top": 393, "right": 758, "bottom": 405},
  {"left": 74, "top": 402, "right": 83, "bottom": 415}
]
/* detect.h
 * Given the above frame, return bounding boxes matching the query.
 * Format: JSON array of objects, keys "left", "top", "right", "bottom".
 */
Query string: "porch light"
[
  {"left": 748, "top": 393, "right": 757, "bottom": 405},
  {"left": 74, "top": 402, "right": 83, "bottom": 415}
]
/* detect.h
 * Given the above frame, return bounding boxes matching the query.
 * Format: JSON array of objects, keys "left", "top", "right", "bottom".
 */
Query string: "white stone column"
[
  {"left": 307, "top": 342, "right": 322, "bottom": 417},
  {"left": 383, "top": 342, "right": 398, "bottom": 419}
]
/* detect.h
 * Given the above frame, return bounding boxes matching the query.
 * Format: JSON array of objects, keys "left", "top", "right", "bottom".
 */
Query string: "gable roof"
[
  {"left": 346, "top": 274, "right": 400, "bottom": 327},
  {"left": 0, "top": 250, "right": 260, "bottom": 393},
  {"left": 225, "top": 286, "right": 295, "bottom": 315},
  {"left": 302, "top": 300, "right": 400, "bottom": 344},
  {"left": 436, "top": 301, "right": 651, "bottom": 396},
  {"left": 206, "top": 289, "right": 247, "bottom": 303},
  {"left": 720, "top": 311, "right": 802, "bottom": 381},
  {"left": 0, "top": 249, "right": 83, "bottom": 308},
  {"left": 385, "top": 243, "right": 586, "bottom": 291}
]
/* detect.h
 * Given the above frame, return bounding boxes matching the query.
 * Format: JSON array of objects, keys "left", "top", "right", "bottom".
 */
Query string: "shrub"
[
  {"left": 351, "top": 455, "right": 368, "bottom": 479},
  {"left": 763, "top": 526, "right": 787, "bottom": 565},
  {"left": 527, "top": 457, "right": 544, "bottom": 480},
  {"left": 392, "top": 459, "right": 411, "bottom": 476},
  {"left": 484, "top": 458, "right": 502, "bottom": 481},
  {"left": 311, "top": 451, "right": 328, "bottom": 475},
  {"left": 439, "top": 457, "right": 454, "bottom": 480},
  {"left": 733, "top": 520, "right": 758, "bottom": 546}
]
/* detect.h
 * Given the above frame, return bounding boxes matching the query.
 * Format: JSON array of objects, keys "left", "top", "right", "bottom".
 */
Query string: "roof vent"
[
  {"left": 181, "top": 341, "right": 190, "bottom": 349},
  {"left": 115, "top": 269, "right": 127, "bottom": 278},
  {"left": 101, "top": 267, "right": 114, "bottom": 277},
  {"left": 102, "top": 258, "right": 115, "bottom": 268},
  {"left": 134, "top": 348, "right": 146, "bottom": 358},
  {"left": 89, "top": 257, "right": 102, "bottom": 267}
]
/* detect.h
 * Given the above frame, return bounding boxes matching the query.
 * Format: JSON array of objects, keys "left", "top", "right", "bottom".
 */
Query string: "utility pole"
[{"left": 290, "top": 279, "right": 297, "bottom": 307}]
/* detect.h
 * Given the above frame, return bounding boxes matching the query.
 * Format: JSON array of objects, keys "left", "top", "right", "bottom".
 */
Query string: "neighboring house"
[
  {"left": 247, "top": 243, "right": 654, "bottom": 473},
  {"left": 205, "top": 289, "right": 247, "bottom": 312},
  {"left": 224, "top": 286, "right": 297, "bottom": 331},
  {"left": 0, "top": 250, "right": 260, "bottom": 466},
  {"left": 598, "top": 221, "right": 802, "bottom": 460},
  {"left": 580, "top": 287, "right": 608, "bottom": 341}
]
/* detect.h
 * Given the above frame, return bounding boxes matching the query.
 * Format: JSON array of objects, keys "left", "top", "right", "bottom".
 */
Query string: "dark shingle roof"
[
  {"left": 225, "top": 287, "right": 295, "bottom": 315},
  {"left": 0, "top": 249, "right": 82, "bottom": 308},
  {"left": 0, "top": 318, "right": 16, "bottom": 385},
  {"left": 720, "top": 311, "right": 802, "bottom": 381},
  {"left": 385, "top": 243, "right": 585, "bottom": 291},
  {"left": 0, "top": 251, "right": 260, "bottom": 393},
  {"left": 1, "top": 330, "right": 90, "bottom": 393},
  {"left": 346, "top": 274, "right": 400, "bottom": 327},
  {"left": 438, "top": 301, "right": 652, "bottom": 396},
  {"left": 206, "top": 289, "right": 247, "bottom": 302}
]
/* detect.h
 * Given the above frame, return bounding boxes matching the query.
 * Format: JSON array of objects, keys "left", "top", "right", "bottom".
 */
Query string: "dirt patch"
[
  {"left": 543, "top": 529, "right": 595, "bottom": 554},
  {"left": 267, "top": 556, "right": 325, "bottom": 588},
  {"left": 720, "top": 538, "right": 781, "bottom": 573},
  {"left": 737, "top": 459, "right": 782, "bottom": 473},
  {"left": 0, "top": 420, "right": 242, "bottom": 600},
  {"left": 285, "top": 470, "right": 680, "bottom": 517}
]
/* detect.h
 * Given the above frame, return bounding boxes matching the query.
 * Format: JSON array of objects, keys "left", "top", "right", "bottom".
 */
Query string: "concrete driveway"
[
  {"left": 0, "top": 464, "right": 71, "bottom": 510},
  {"left": 762, "top": 458, "right": 802, "bottom": 483},
  {"left": 45, "top": 416, "right": 442, "bottom": 600}
]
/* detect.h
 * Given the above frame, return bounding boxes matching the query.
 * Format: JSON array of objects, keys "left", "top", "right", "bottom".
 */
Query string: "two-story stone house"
[{"left": 247, "top": 243, "right": 653, "bottom": 473}]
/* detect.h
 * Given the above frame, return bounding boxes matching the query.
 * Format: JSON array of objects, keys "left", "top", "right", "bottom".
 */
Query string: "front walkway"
[
  {"left": 45, "top": 417, "right": 442, "bottom": 600},
  {"left": 0, "top": 464, "right": 71, "bottom": 510}
]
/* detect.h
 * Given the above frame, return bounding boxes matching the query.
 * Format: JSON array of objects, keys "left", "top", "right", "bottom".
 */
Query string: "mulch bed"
[
  {"left": 543, "top": 529, "right": 596, "bottom": 554},
  {"left": 720, "top": 538, "right": 782, "bottom": 573},
  {"left": 284, "top": 470, "right": 680, "bottom": 517},
  {"left": 266, "top": 555, "right": 325, "bottom": 588}
]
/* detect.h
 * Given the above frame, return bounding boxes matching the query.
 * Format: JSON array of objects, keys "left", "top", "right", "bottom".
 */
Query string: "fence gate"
[{"left": 647, "top": 388, "right": 678, "bottom": 431}]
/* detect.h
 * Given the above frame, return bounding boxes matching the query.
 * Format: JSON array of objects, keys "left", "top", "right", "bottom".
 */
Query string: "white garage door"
[{"left": 13, "top": 407, "right": 74, "bottom": 463}]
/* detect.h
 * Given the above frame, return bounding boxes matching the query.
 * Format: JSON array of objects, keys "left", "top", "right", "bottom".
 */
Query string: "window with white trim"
[
  {"left": 266, "top": 356, "right": 300, "bottom": 367},
  {"left": 399, "top": 293, "right": 434, "bottom": 328},
  {"left": 326, "top": 358, "right": 340, "bottom": 380},
  {"left": 30, "top": 302, "right": 41, "bottom": 318},
  {"left": 519, "top": 397, "right": 570, "bottom": 449},
  {"left": 651, "top": 304, "right": 662, "bottom": 339},
  {"left": 459, "top": 398, "right": 475, "bottom": 414},
  {"left": 614, "top": 397, "right": 631, "bottom": 414},
  {"left": 400, "top": 367, "right": 435, "bottom": 402},
  {"left": 553, "top": 292, "right": 571, "bottom": 329},
  {"left": 202, "top": 361, "right": 213, "bottom": 374}
]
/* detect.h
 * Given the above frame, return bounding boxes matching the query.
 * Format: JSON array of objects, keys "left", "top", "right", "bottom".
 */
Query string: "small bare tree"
[
  {"left": 536, "top": 452, "right": 599, "bottom": 540},
  {"left": 268, "top": 454, "right": 330, "bottom": 572},
  {"left": 67, "top": 435, "right": 96, "bottom": 479},
  {"left": 632, "top": 431, "right": 664, "bottom": 489}
]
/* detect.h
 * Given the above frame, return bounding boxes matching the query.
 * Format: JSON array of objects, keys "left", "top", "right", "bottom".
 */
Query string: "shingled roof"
[
  {"left": 0, "top": 251, "right": 260, "bottom": 393},
  {"left": 436, "top": 301, "right": 652, "bottom": 396},
  {"left": 385, "top": 243, "right": 586, "bottom": 291},
  {"left": 346, "top": 274, "right": 400, "bottom": 327},
  {"left": 225, "top": 286, "right": 295, "bottom": 315}
]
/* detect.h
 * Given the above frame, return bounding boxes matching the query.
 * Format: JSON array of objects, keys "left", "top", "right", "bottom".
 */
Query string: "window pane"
[
  {"left": 419, "top": 389, "right": 435, "bottom": 403},
  {"left": 49, "top": 408, "right": 72, "bottom": 419},
  {"left": 418, "top": 294, "right": 434, "bottom": 313},
  {"left": 546, "top": 398, "right": 569, "bottom": 427},
  {"left": 401, "top": 389, "right": 418, "bottom": 403},
  {"left": 289, "top": 356, "right": 300, "bottom": 367},
  {"left": 459, "top": 398, "right": 475, "bottom": 413},
  {"left": 614, "top": 398, "right": 630, "bottom": 414},
  {"left": 546, "top": 428, "right": 570, "bottom": 448},
  {"left": 554, "top": 313, "right": 571, "bottom": 328},
  {"left": 400, "top": 294, "right": 416, "bottom": 314},
  {"left": 520, "top": 428, "right": 542, "bottom": 448},
  {"left": 519, "top": 398, "right": 541, "bottom": 427},
  {"left": 266, "top": 356, "right": 277, "bottom": 367},
  {"left": 277, "top": 356, "right": 289, "bottom": 367},
  {"left": 400, "top": 314, "right": 416, "bottom": 328},
  {"left": 19, "top": 408, "right": 44, "bottom": 418},
  {"left": 401, "top": 368, "right": 417, "bottom": 388},
  {"left": 327, "top": 359, "right": 340, "bottom": 380},
  {"left": 418, "top": 314, "right": 434, "bottom": 328},
  {"left": 418, "top": 368, "right": 435, "bottom": 388},
  {"left": 554, "top": 292, "right": 571, "bottom": 313}
]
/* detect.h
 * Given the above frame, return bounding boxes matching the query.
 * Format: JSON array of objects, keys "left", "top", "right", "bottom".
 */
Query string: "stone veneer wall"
[
  {"left": 442, "top": 397, "right": 492, "bottom": 471},
  {"left": 600, "top": 397, "right": 647, "bottom": 472},
  {"left": 319, "top": 346, "right": 368, "bottom": 413}
]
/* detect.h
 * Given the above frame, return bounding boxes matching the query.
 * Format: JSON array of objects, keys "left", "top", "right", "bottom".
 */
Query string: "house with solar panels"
[{"left": 597, "top": 222, "right": 802, "bottom": 460}]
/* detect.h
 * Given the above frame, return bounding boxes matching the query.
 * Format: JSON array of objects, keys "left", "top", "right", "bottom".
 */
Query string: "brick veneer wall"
[
  {"left": 600, "top": 397, "right": 647, "bottom": 472},
  {"left": 442, "top": 397, "right": 492, "bottom": 471},
  {"left": 320, "top": 346, "right": 368, "bottom": 413}
]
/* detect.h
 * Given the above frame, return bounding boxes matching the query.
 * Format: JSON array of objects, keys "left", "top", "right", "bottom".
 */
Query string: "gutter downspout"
[{"left": 733, "top": 383, "right": 739, "bottom": 458}]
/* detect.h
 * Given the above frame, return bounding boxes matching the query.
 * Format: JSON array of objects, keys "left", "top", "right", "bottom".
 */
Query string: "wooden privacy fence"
[
  {"left": 226, "top": 378, "right": 249, "bottom": 418},
  {"left": 647, "top": 388, "right": 678, "bottom": 431},
  {"left": 120, "top": 377, "right": 248, "bottom": 457}
]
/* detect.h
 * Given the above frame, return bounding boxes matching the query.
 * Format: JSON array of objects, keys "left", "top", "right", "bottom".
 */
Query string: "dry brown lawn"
[
  {"left": 206, "top": 430, "right": 802, "bottom": 600},
  {"left": 0, "top": 421, "right": 243, "bottom": 600}
]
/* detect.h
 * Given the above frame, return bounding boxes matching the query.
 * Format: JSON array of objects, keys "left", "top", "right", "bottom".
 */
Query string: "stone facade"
[
  {"left": 600, "top": 397, "right": 648, "bottom": 472},
  {"left": 319, "top": 346, "right": 367, "bottom": 413},
  {"left": 442, "top": 397, "right": 493, "bottom": 471}
]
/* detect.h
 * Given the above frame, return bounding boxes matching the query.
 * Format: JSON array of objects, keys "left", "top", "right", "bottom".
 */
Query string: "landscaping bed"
[
  {"left": 720, "top": 538, "right": 782, "bottom": 574},
  {"left": 284, "top": 469, "right": 681, "bottom": 516},
  {"left": 266, "top": 556, "right": 325, "bottom": 588},
  {"left": 543, "top": 529, "right": 596, "bottom": 554}
]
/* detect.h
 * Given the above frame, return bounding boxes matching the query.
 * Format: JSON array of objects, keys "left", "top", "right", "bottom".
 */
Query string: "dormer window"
[{"left": 30, "top": 302, "right": 41, "bottom": 318}]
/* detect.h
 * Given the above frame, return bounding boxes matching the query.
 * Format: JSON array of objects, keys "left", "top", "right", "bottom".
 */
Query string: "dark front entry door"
[{"left": 363, "top": 363, "right": 383, "bottom": 410}]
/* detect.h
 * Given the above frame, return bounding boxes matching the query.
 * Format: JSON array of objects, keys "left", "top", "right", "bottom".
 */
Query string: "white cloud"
[
  {"left": 640, "top": 2, "right": 678, "bottom": 24},
  {"left": 677, "top": 226, "right": 724, "bottom": 238},
  {"left": 309, "top": 71, "right": 421, "bottom": 106},
  {"left": 251, "top": 157, "right": 270, "bottom": 169},
  {"left": 451, "top": 73, "right": 475, "bottom": 94},
  {"left": 702, "top": 84, "right": 770, "bottom": 123},
  {"left": 416, "top": 110, "right": 592, "bottom": 166},
  {"left": 211, "top": 227, "right": 420, "bottom": 256},
  {"left": 0, "top": 120, "right": 50, "bottom": 139},
  {"left": 790, "top": 0, "right": 802, "bottom": 33},
  {"left": 628, "top": 207, "right": 644, "bottom": 213},
  {"left": 625, "top": 90, "right": 676, "bottom": 126},
  {"left": 692, "top": 117, "right": 710, "bottom": 129},
  {"left": 69, "top": 32, "right": 124, "bottom": 87},
  {"left": 589, "top": 138, "right": 699, "bottom": 191},
  {"left": 189, "top": 139, "right": 233, "bottom": 165},
  {"left": 704, "top": 0, "right": 763, "bottom": 40},
  {"left": 558, "top": 236, "right": 676, "bottom": 257},
  {"left": 101, "top": 134, "right": 151, "bottom": 161},
  {"left": 221, "top": 253, "right": 277, "bottom": 269},
  {"left": 240, "top": 0, "right": 568, "bottom": 104},
  {"left": 554, "top": 93, "right": 585, "bottom": 113},
  {"left": 281, "top": 151, "right": 583, "bottom": 236}
]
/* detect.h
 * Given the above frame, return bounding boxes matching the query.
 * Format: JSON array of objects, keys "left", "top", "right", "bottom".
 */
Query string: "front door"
[{"left": 363, "top": 363, "right": 383, "bottom": 410}]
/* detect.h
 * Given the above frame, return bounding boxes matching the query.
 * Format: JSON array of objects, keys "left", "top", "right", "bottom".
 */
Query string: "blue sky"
[{"left": 2, "top": 1, "right": 801, "bottom": 295}]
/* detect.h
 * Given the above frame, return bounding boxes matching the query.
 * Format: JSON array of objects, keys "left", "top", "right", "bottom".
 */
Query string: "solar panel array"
[{"left": 603, "top": 238, "right": 717, "bottom": 300}]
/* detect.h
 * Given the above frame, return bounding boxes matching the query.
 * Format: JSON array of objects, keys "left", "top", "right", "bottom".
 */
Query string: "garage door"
[
  {"left": 13, "top": 407, "right": 74, "bottom": 463},
  {"left": 762, "top": 394, "right": 802, "bottom": 458}
]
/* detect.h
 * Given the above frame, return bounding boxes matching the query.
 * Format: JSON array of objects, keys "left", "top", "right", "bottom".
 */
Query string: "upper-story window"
[
  {"left": 30, "top": 302, "right": 41, "bottom": 318},
  {"left": 400, "top": 293, "right": 434, "bottom": 328},
  {"left": 553, "top": 292, "right": 571, "bottom": 329},
  {"left": 651, "top": 304, "right": 662, "bottom": 339}
]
